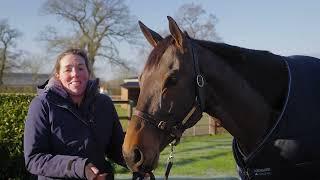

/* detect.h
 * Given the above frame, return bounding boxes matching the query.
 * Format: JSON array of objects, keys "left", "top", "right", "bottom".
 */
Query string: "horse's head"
[{"left": 122, "top": 16, "right": 204, "bottom": 173}]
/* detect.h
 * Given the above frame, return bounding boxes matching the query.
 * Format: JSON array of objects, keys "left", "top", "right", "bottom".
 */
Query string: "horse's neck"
[{"left": 197, "top": 44, "right": 287, "bottom": 154}]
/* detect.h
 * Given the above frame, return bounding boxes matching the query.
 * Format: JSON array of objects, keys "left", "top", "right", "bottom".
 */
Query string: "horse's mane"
[
  {"left": 194, "top": 39, "right": 275, "bottom": 66},
  {"left": 143, "top": 36, "right": 287, "bottom": 110},
  {"left": 144, "top": 36, "right": 281, "bottom": 72},
  {"left": 195, "top": 39, "right": 288, "bottom": 111},
  {"left": 195, "top": 38, "right": 288, "bottom": 80}
]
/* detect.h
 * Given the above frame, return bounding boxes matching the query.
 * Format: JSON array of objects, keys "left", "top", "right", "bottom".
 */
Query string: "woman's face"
[{"left": 56, "top": 54, "right": 89, "bottom": 100}]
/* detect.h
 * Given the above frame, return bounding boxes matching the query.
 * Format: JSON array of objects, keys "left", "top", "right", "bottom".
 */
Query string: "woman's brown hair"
[{"left": 53, "top": 48, "right": 91, "bottom": 76}]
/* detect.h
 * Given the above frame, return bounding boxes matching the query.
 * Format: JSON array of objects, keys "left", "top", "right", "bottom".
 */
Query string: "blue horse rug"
[{"left": 233, "top": 55, "right": 320, "bottom": 180}]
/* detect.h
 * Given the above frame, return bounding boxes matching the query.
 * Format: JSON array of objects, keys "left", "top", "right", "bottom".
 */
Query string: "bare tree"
[
  {"left": 40, "top": 0, "right": 140, "bottom": 77},
  {"left": 0, "top": 19, "right": 21, "bottom": 85},
  {"left": 135, "top": 3, "right": 222, "bottom": 76},
  {"left": 21, "top": 53, "right": 49, "bottom": 84},
  {"left": 174, "top": 3, "right": 221, "bottom": 41}
]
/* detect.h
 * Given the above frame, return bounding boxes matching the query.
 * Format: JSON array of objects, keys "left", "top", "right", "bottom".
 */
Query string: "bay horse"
[{"left": 123, "top": 16, "right": 320, "bottom": 180}]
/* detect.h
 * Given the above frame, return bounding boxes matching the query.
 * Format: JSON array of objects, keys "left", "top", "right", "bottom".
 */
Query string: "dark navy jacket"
[
  {"left": 234, "top": 55, "right": 320, "bottom": 179},
  {"left": 24, "top": 79, "right": 126, "bottom": 179}
]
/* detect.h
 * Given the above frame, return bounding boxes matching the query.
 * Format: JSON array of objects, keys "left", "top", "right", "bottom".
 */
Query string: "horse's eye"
[{"left": 166, "top": 76, "right": 178, "bottom": 86}]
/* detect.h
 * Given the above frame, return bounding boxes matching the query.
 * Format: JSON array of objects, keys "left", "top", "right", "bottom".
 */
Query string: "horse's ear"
[
  {"left": 184, "top": 31, "right": 190, "bottom": 38},
  {"left": 139, "top": 21, "right": 163, "bottom": 47},
  {"left": 167, "top": 16, "right": 185, "bottom": 47}
]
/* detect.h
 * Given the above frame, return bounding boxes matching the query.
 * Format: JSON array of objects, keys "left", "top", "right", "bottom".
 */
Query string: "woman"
[{"left": 24, "top": 48, "right": 126, "bottom": 180}]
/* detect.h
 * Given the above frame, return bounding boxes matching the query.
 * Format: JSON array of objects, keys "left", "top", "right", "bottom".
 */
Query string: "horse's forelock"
[{"left": 144, "top": 36, "right": 174, "bottom": 72}]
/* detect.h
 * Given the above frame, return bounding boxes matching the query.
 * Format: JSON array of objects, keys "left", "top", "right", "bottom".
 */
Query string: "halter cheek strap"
[{"left": 191, "top": 39, "right": 206, "bottom": 111}]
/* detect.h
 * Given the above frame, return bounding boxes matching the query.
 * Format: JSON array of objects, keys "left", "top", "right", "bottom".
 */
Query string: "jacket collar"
[{"left": 37, "top": 77, "right": 100, "bottom": 108}]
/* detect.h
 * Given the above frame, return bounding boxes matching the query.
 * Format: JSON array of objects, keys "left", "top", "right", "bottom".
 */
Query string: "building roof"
[
  {"left": 120, "top": 77, "right": 139, "bottom": 89},
  {"left": 120, "top": 81, "right": 139, "bottom": 89},
  {"left": 123, "top": 77, "right": 139, "bottom": 83},
  {"left": 3, "top": 72, "right": 50, "bottom": 86}
]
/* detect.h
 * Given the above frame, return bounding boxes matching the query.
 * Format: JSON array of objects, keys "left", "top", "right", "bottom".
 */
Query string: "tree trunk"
[
  {"left": 88, "top": 56, "right": 95, "bottom": 79},
  {"left": 0, "top": 47, "right": 7, "bottom": 85}
]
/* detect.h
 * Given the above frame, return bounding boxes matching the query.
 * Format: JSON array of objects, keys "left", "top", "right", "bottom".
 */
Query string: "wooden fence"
[
  {"left": 183, "top": 114, "right": 225, "bottom": 136},
  {"left": 113, "top": 100, "right": 134, "bottom": 120}
]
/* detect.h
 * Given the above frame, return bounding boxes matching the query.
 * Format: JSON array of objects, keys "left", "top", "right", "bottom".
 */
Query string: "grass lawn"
[
  {"left": 114, "top": 133, "right": 238, "bottom": 178},
  {"left": 115, "top": 105, "right": 130, "bottom": 128}
]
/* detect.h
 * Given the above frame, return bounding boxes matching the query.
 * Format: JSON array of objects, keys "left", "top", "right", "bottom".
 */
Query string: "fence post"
[
  {"left": 209, "top": 116, "right": 217, "bottom": 135},
  {"left": 128, "top": 100, "right": 133, "bottom": 120},
  {"left": 113, "top": 100, "right": 134, "bottom": 121},
  {"left": 209, "top": 116, "right": 212, "bottom": 135},
  {"left": 193, "top": 126, "right": 196, "bottom": 136}
]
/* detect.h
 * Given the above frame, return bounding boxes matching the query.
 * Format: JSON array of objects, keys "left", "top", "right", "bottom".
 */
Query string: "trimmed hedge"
[
  {"left": 0, "top": 93, "right": 35, "bottom": 179},
  {"left": 0, "top": 85, "right": 36, "bottom": 93}
]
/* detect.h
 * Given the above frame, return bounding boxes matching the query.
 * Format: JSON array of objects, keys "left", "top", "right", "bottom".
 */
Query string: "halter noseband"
[
  {"left": 134, "top": 38, "right": 205, "bottom": 144},
  {"left": 135, "top": 100, "right": 203, "bottom": 145}
]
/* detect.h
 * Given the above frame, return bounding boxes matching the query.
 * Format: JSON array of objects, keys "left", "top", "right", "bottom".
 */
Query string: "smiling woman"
[
  {"left": 23, "top": 48, "right": 128, "bottom": 180},
  {"left": 54, "top": 50, "right": 90, "bottom": 106}
]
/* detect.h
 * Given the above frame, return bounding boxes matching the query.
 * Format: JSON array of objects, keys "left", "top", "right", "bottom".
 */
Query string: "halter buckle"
[
  {"left": 157, "top": 121, "right": 167, "bottom": 130},
  {"left": 196, "top": 75, "right": 204, "bottom": 87}
]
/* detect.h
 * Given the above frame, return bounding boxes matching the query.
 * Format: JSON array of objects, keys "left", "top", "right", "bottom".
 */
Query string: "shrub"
[
  {"left": 0, "top": 94, "right": 35, "bottom": 179},
  {"left": 0, "top": 85, "right": 36, "bottom": 93}
]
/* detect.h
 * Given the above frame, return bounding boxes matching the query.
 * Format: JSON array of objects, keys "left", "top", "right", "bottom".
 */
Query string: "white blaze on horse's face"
[{"left": 123, "top": 17, "right": 196, "bottom": 174}]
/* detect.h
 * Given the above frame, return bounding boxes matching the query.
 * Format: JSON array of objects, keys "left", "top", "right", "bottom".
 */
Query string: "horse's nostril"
[{"left": 133, "top": 148, "right": 143, "bottom": 165}]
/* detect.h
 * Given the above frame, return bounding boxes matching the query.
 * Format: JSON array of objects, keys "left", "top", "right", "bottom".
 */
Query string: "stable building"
[{"left": 120, "top": 77, "right": 139, "bottom": 106}]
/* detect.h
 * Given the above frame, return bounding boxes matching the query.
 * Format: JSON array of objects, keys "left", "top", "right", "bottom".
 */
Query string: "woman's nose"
[{"left": 71, "top": 68, "right": 80, "bottom": 77}]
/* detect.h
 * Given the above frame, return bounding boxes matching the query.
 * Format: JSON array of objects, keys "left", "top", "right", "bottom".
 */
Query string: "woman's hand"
[
  {"left": 95, "top": 173, "right": 108, "bottom": 180},
  {"left": 85, "top": 163, "right": 99, "bottom": 180},
  {"left": 85, "top": 163, "right": 114, "bottom": 180}
]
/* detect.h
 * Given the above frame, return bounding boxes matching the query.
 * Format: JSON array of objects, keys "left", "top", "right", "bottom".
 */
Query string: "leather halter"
[{"left": 134, "top": 38, "right": 206, "bottom": 144}]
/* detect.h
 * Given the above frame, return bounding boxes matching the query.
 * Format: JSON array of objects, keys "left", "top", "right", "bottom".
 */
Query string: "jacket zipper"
[{"left": 56, "top": 104, "right": 90, "bottom": 127}]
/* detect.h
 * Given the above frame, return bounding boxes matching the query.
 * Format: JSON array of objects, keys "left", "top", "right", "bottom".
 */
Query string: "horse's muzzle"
[{"left": 123, "top": 146, "right": 144, "bottom": 172}]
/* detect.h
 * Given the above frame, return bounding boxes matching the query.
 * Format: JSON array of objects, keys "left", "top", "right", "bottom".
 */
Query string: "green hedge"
[
  {"left": 0, "top": 85, "right": 36, "bottom": 93},
  {"left": 0, "top": 93, "right": 36, "bottom": 179}
]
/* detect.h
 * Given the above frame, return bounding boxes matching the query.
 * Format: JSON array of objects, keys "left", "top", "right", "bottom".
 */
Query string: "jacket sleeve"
[
  {"left": 105, "top": 101, "right": 127, "bottom": 168},
  {"left": 24, "top": 96, "right": 87, "bottom": 178}
]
